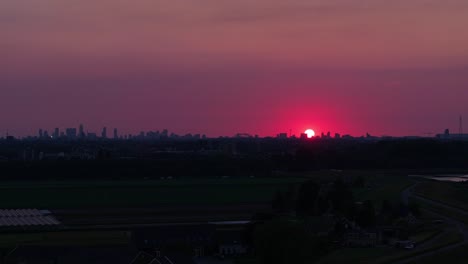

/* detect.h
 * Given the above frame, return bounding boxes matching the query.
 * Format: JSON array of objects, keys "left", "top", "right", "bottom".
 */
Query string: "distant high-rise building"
[
  {"left": 87, "top": 132, "right": 97, "bottom": 139},
  {"left": 54, "top": 128, "right": 59, "bottom": 138},
  {"left": 43, "top": 130, "right": 49, "bottom": 138},
  {"left": 79, "top": 124, "right": 85, "bottom": 138},
  {"left": 66, "top": 128, "right": 77, "bottom": 138},
  {"left": 277, "top": 133, "right": 288, "bottom": 139},
  {"left": 113, "top": 128, "right": 118, "bottom": 139},
  {"left": 101, "top": 127, "right": 107, "bottom": 139},
  {"left": 38, "top": 129, "right": 43, "bottom": 138}
]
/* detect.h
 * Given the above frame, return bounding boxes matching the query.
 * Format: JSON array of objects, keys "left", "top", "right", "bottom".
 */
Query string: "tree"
[
  {"left": 356, "top": 200, "right": 376, "bottom": 228},
  {"left": 353, "top": 176, "right": 365, "bottom": 188},
  {"left": 327, "top": 179, "right": 355, "bottom": 217},
  {"left": 254, "top": 220, "right": 327, "bottom": 264},
  {"left": 379, "top": 200, "right": 396, "bottom": 225},
  {"left": 409, "top": 202, "right": 421, "bottom": 218},
  {"left": 271, "top": 187, "right": 296, "bottom": 214},
  {"left": 296, "top": 180, "right": 320, "bottom": 217},
  {"left": 272, "top": 190, "right": 284, "bottom": 211}
]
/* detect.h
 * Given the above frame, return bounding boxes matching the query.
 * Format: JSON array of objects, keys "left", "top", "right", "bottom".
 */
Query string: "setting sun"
[{"left": 304, "top": 129, "right": 315, "bottom": 138}]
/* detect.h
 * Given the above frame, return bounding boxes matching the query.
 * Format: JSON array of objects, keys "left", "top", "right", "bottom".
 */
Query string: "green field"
[
  {"left": 0, "top": 178, "right": 307, "bottom": 208},
  {"left": 409, "top": 243, "right": 468, "bottom": 264},
  {"left": 0, "top": 170, "right": 414, "bottom": 209},
  {"left": 412, "top": 197, "right": 468, "bottom": 225},
  {"left": 317, "top": 230, "right": 462, "bottom": 264},
  {"left": 414, "top": 180, "right": 468, "bottom": 211},
  {"left": 354, "top": 174, "right": 412, "bottom": 202},
  {"left": 374, "top": 231, "right": 463, "bottom": 264},
  {"left": 294, "top": 170, "right": 413, "bottom": 203},
  {"left": 317, "top": 248, "right": 396, "bottom": 264}
]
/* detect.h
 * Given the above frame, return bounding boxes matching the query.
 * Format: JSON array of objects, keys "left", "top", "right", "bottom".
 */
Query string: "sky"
[{"left": 1, "top": 0, "right": 468, "bottom": 137}]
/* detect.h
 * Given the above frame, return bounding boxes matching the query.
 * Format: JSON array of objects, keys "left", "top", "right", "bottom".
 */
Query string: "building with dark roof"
[{"left": 0, "top": 209, "right": 61, "bottom": 231}]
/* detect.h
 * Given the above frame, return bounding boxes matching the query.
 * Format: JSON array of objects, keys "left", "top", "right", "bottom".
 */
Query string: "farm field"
[
  {"left": 0, "top": 170, "right": 416, "bottom": 209},
  {"left": 0, "top": 178, "right": 307, "bottom": 209},
  {"left": 317, "top": 230, "right": 463, "bottom": 264},
  {"left": 414, "top": 180, "right": 468, "bottom": 211},
  {"left": 408, "top": 243, "right": 468, "bottom": 264}
]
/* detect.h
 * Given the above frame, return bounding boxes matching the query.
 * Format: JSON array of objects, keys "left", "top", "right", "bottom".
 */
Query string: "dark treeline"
[
  {"left": 293, "top": 139, "right": 468, "bottom": 169},
  {"left": 0, "top": 158, "right": 274, "bottom": 180},
  {"left": 0, "top": 138, "right": 467, "bottom": 180}
]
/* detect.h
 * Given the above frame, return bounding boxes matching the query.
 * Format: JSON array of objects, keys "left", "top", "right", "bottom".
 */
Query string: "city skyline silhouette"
[{"left": 1, "top": 0, "right": 468, "bottom": 138}]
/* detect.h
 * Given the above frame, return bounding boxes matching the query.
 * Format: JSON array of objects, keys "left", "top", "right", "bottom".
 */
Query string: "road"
[{"left": 396, "top": 183, "right": 468, "bottom": 264}]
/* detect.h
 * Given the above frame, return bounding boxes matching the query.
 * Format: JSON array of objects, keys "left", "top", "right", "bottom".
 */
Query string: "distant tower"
[
  {"left": 54, "top": 128, "right": 59, "bottom": 138},
  {"left": 113, "top": 128, "right": 118, "bottom": 139},
  {"left": 39, "top": 129, "right": 43, "bottom": 138},
  {"left": 162, "top": 129, "right": 168, "bottom": 138},
  {"left": 101, "top": 127, "right": 107, "bottom": 139},
  {"left": 66, "top": 128, "right": 77, "bottom": 138},
  {"left": 79, "top": 124, "right": 85, "bottom": 138}
]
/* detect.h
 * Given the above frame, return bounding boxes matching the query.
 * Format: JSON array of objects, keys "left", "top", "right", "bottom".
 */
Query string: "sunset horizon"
[{"left": 2, "top": 0, "right": 468, "bottom": 137}]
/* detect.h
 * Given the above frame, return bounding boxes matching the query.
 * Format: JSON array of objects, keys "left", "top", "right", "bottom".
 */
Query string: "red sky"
[{"left": 2, "top": 0, "right": 468, "bottom": 137}]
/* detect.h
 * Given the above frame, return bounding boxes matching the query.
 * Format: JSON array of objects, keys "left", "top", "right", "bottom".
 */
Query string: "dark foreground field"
[{"left": 0, "top": 178, "right": 306, "bottom": 209}]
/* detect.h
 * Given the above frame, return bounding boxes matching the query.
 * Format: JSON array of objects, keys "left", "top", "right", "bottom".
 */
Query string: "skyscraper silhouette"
[
  {"left": 101, "top": 127, "right": 107, "bottom": 139},
  {"left": 79, "top": 124, "right": 85, "bottom": 138}
]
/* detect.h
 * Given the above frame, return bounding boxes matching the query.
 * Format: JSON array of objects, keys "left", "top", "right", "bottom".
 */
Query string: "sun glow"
[{"left": 304, "top": 129, "right": 315, "bottom": 138}]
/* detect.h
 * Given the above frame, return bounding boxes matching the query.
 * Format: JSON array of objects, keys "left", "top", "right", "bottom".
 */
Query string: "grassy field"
[
  {"left": 0, "top": 170, "right": 414, "bottom": 209},
  {"left": 354, "top": 174, "right": 412, "bottom": 202},
  {"left": 409, "top": 243, "right": 468, "bottom": 264},
  {"left": 410, "top": 229, "right": 443, "bottom": 244},
  {"left": 297, "top": 170, "right": 413, "bottom": 203},
  {"left": 414, "top": 180, "right": 468, "bottom": 211},
  {"left": 318, "top": 230, "right": 462, "bottom": 264},
  {"left": 412, "top": 197, "right": 468, "bottom": 225},
  {"left": 374, "top": 231, "right": 463, "bottom": 264},
  {"left": 317, "top": 247, "right": 396, "bottom": 264},
  {"left": 0, "top": 178, "right": 307, "bottom": 208}
]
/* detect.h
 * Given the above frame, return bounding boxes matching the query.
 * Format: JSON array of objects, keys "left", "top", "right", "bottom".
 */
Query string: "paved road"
[{"left": 396, "top": 183, "right": 468, "bottom": 264}]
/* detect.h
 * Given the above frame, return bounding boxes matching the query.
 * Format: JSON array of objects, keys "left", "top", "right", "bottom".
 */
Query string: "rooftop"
[{"left": 0, "top": 209, "right": 60, "bottom": 228}]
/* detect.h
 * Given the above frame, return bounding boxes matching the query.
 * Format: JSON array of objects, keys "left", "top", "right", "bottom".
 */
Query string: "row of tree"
[{"left": 250, "top": 178, "right": 421, "bottom": 263}]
